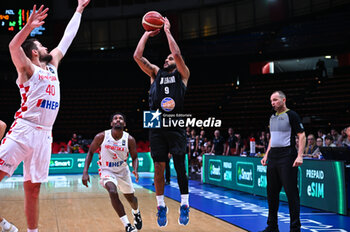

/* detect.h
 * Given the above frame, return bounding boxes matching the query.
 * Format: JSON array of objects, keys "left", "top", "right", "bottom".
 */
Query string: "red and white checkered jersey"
[{"left": 14, "top": 64, "right": 60, "bottom": 127}]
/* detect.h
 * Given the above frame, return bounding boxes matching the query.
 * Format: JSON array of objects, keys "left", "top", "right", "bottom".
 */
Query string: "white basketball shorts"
[
  {"left": 0, "top": 119, "right": 52, "bottom": 183},
  {"left": 99, "top": 167, "right": 135, "bottom": 194}
]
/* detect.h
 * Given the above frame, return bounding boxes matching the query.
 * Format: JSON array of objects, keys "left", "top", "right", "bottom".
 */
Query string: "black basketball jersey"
[{"left": 149, "top": 69, "right": 186, "bottom": 114}]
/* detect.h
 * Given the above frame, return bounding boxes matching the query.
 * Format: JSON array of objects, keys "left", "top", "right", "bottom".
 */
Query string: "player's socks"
[
  {"left": 120, "top": 215, "right": 130, "bottom": 227},
  {"left": 156, "top": 195, "right": 165, "bottom": 207},
  {"left": 180, "top": 194, "right": 189, "bottom": 206}
]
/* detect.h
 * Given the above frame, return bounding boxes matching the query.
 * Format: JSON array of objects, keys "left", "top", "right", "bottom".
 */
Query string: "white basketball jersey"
[
  {"left": 99, "top": 130, "right": 129, "bottom": 172},
  {"left": 15, "top": 63, "right": 60, "bottom": 127}
]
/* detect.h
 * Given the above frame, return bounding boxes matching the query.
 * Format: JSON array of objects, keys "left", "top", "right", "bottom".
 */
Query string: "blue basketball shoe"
[
  {"left": 178, "top": 205, "right": 190, "bottom": 225},
  {"left": 156, "top": 206, "right": 168, "bottom": 227}
]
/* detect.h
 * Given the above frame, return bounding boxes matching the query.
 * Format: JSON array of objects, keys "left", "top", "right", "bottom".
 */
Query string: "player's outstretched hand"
[
  {"left": 27, "top": 5, "right": 49, "bottom": 29},
  {"left": 82, "top": 172, "right": 90, "bottom": 187},
  {"left": 78, "top": 0, "right": 91, "bottom": 8},
  {"left": 132, "top": 170, "right": 139, "bottom": 183}
]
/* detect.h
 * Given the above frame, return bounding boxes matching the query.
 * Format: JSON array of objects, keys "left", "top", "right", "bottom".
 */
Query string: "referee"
[{"left": 261, "top": 91, "right": 306, "bottom": 232}]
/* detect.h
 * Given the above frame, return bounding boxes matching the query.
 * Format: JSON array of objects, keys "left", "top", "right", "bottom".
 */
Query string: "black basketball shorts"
[{"left": 149, "top": 128, "right": 187, "bottom": 162}]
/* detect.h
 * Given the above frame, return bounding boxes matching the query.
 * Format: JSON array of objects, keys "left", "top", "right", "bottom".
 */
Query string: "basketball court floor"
[{"left": 0, "top": 173, "right": 349, "bottom": 232}]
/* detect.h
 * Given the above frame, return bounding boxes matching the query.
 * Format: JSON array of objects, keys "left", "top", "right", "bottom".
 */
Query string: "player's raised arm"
[
  {"left": 163, "top": 17, "right": 190, "bottom": 86},
  {"left": 50, "top": 0, "right": 90, "bottom": 68},
  {"left": 128, "top": 135, "right": 139, "bottom": 182},
  {"left": 9, "top": 5, "right": 48, "bottom": 84},
  {"left": 82, "top": 131, "right": 104, "bottom": 187},
  {"left": 133, "top": 30, "right": 161, "bottom": 83}
]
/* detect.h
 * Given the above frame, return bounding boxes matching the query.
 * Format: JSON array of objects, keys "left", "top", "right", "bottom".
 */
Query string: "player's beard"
[
  {"left": 39, "top": 53, "right": 53, "bottom": 64},
  {"left": 113, "top": 123, "right": 123, "bottom": 130},
  {"left": 164, "top": 63, "right": 176, "bottom": 72}
]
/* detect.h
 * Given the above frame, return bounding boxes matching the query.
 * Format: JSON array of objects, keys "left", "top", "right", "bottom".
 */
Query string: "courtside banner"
[
  {"left": 203, "top": 155, "right": 347, "bottom": 215},
  {"left": 13, "top": 152, "right": 187, "bottom": 176}
]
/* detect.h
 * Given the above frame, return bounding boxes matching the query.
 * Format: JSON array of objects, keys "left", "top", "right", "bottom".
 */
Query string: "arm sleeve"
[{"left": 57, "top": 12, "right": 82, "bottom": 56}]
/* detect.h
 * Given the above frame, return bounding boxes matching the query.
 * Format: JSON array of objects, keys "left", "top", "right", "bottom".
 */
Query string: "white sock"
[
  {"left": 120, "top": 215, "right": 130, "bottom": 227},
  {"left": 132, "top": 208, "right": 140, "bottom": 214},
  {"left": 27, "top": 229, "right": 38, "bottom": 232},
  {"left": 0, "top": 219, "right": 11, "bottom": 230},
  {"left": 181, "top": 194, "right": 189, "bottom": 206},
  {"left": 156, "top": 195, "right": 165, "bottom": 207}
]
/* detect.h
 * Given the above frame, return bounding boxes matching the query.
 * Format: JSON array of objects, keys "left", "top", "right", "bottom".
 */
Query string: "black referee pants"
[{"left": 267, "top": 148, "right": 301, "bottom": 231}]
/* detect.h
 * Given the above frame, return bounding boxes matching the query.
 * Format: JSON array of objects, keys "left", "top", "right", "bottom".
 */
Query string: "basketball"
[{"left": 142, "top": 11, "right": 164, "bottom": 31}]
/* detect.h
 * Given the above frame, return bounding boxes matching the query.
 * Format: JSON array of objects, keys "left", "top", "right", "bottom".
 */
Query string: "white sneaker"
[{"left": 1, "top": 223, "right": 18, "bottom": 232}]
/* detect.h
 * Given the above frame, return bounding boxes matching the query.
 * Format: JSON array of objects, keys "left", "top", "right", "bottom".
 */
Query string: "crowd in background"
[
  {"left": 55, "top": 126, "right": 350, "bottom": 176},
  {"left": 185, "top": 126, "right": 350, "bottom": 175}
]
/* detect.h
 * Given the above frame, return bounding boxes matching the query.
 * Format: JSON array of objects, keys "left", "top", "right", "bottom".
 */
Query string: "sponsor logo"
[
  {"left": 306, "top": 169, "right": 324, "bottom": 198},
  {"left": 257, "top": 165, "right": 267, "bottom": 188},
  {"left": 236, "top": 162, "right": 254, "bottom": 187},
  {"left": 161, "top": 97, "right": 175, "bottom": 112},
  {"left": 36, "top": 99, "right": 59, "bottom": 110},
  {"left": 106, "top": 161, "right": 124, "bottom": 167},
  {"left": 0, "top": 158, "right": 13, "bottom": 168},
  {"left": 208, "top": 160, "right": 222, "bottom": 182},
  {"left": 49, "top": 158, "right": 73, "bottom": 169}
]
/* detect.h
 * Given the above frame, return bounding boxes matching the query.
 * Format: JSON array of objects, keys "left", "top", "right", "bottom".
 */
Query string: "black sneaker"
[
  {"left": 260, "top": 226, "right": 279, "bottom": 232},
  {"left": 125, "top": 223, "right": 137, "bottom": 232},
  {"left": 132, "top": 210, "right": 143, "bottom": 230}
]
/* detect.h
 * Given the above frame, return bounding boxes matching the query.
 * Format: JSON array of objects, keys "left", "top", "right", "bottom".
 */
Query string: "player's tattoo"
[{"left": 141, "top": 58, "right": 153, "bottom": 70}]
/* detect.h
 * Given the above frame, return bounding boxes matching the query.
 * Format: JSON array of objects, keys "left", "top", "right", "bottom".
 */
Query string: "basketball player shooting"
[
  {"left": 0, "top": 1, "right": 90, "bottom": 232},
  {"left": 82, "top": 113, "right": 142, "bottom": 232},
  {"left": 134, "top": 17, "right": 191, "bottom": 227}
]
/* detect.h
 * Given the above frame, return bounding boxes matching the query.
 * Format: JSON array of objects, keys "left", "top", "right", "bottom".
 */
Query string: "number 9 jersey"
[{"left": 15, "top": 63, "right": 60, "bottom": 127}]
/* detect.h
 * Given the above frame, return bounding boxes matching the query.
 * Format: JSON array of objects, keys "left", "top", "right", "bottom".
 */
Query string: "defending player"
[
  {"left": 0, "top": 1, "right": 90, "bottom": 231},
  {"left": 82, "top": 113, "right": 142, "bottom": 232}
]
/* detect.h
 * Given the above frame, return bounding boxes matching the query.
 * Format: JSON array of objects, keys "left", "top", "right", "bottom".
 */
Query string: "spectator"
[
  {"left": 325, "top": 135, "right": 336, "bottom": 147},
  {"left": 235, "top": 133, "right": 246, "bottom": 155},
  {"left": 304, "top": 134, "right": 318, "bottom": 155},
  {"left": 67, "top": 133, "right": 82, "bottom": 153},
  {"left": 256, "top": 131, "right": 267, "bottom": 154},
  {"left": 196, "top": 129, "right": 207, "bottom": 154},
  {"left": 331, "top": 128, "right": 342, "bottom": 146},
  {"left": 197, "top": 144, "right": 206, "bottom": 173},
  {"left": 188, "top": 129, "right": 199, "bottom": 173},
  {"left": 316, "top": 137, "right": 323, "bottom": 148},
  {"left": 205, "top": 141, "right": 214, "bottom": 155},
  {"left": 225, "top": 127, "right": 238, "bottom": 156},
  {"left": 58, "top": 146, "right": 68, "bottom": 154},
  {"left": 343, "top": 126, "right": 350, "bottom": 147},
  {"left": 211, "top": 130, "right": 226, "bottom": 156},
  {"left": 338, "top": 128, "right": 347, "bottom": 146},
  {"left": 317, "top": 129, "right": 326, "bottom": 146}
]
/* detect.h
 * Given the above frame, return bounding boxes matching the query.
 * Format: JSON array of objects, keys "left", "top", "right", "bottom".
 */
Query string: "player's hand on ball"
[
  {"left": 146, "top": 29, "right": 161, "bottom": 37},
  {"left": 163, "top": 17, "right": 170, "bottom": 33}
]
